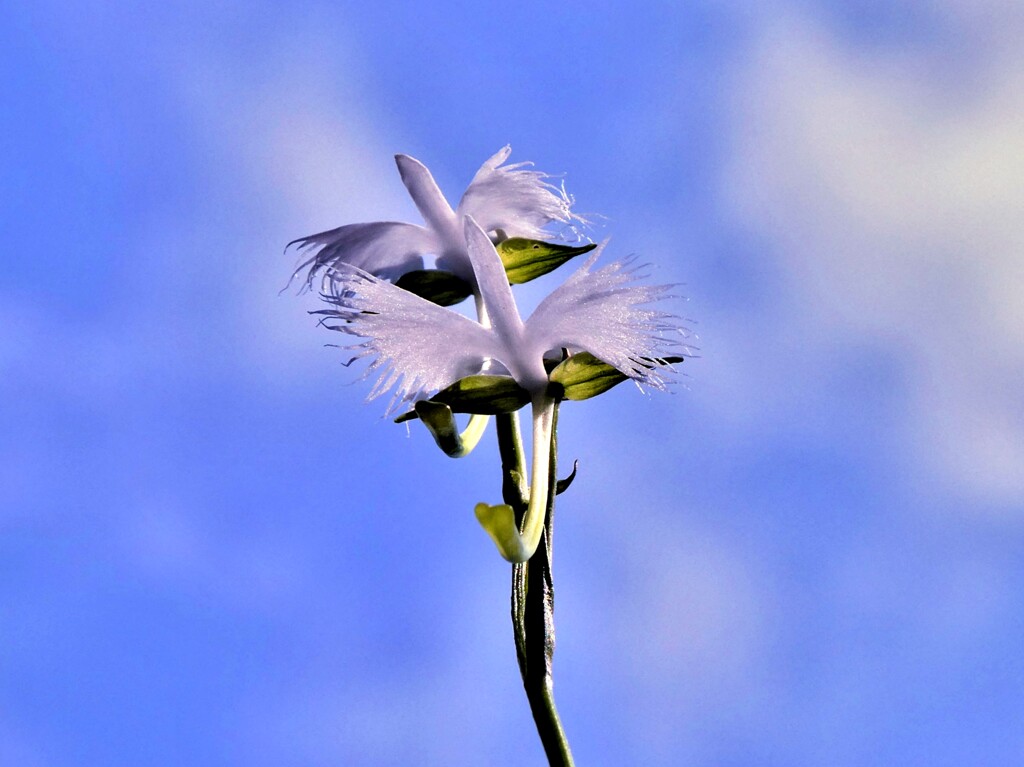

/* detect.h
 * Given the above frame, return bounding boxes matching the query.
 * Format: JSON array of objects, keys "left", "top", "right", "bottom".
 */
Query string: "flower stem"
[{"left": 496, "top": 410, "right": 575, "bottom": 767}]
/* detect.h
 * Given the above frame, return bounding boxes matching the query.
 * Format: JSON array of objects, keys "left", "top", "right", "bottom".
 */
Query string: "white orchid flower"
[
  {"left": 321, "top": 216, "right": 685, "bottom": 562},
  {"left": 288, "top": 146, "right": 584, "bottom": 288},
  {"left": 292, "top": 147, "right": 584, "bottom": 456}
]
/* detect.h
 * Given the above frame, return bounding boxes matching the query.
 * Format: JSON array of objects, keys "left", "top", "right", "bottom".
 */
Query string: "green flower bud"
[
  {"left": 548, "top": 352, "right": 685, "bottom": 401},
  {"left": 496, "top": 238, "right": 597, "bottom": 284}
]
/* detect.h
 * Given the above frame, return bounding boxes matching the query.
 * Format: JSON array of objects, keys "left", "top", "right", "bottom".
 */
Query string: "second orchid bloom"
[{"left": 291, "top": 148, "right": 691, "bottom": 561}]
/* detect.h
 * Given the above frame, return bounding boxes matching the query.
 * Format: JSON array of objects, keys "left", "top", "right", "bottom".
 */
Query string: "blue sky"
[{"left": 3, "top": 1, "right": 1023, "bottom": 765}]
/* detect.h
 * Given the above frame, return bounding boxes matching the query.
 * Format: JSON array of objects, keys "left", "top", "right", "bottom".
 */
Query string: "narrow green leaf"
[
  {"left": 496, "top": 238, "right": 597, "bottom": 284},
  {"left": 394, "top": 269, "right": 473, "bottom": 306},
  {"left": 555, "top": 459, "right": 579, "bottom": 495}
]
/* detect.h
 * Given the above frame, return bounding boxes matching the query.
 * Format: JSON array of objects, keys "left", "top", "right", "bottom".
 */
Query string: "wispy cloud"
[{"left": 721, "top": 3, "right": 1024, "bottom": 509}]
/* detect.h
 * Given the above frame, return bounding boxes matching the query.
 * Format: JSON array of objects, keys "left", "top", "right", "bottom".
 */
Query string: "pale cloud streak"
[
  {"left": 722, "top": 3, "right": 1024, "bottom": 509},
  {"left": 165, "top": 30, "right": 414, "bottom": 389}
]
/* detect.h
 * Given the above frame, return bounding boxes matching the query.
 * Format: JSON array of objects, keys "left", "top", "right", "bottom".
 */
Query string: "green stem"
[{"left": 496, "top": 410, "right": 575, "bottom": 767}]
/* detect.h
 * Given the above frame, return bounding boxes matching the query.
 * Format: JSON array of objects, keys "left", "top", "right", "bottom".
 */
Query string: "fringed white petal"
[
  {"left": 456, "top": 146, "right": 585, "bottom": 240},
  {"left": 525, "top": 245, "right": 688, "bottom": 390},
  {"left": 462, "top": 217, "right": 551, "bottom": 392},
  {"left": 287, "top": 221, "right": 439, "bottom": 287},
  {"left": 463, "top": 217, "right": 525, "bottom": 341},
  {"left": 394, "top": 154, "right": 458, "bottom": 238},
  {"left": 289, "top": 148, "right": 584, "bottom": 291},
  {"left": 319, "top": 266, "right": 501, "bottom": 409}
]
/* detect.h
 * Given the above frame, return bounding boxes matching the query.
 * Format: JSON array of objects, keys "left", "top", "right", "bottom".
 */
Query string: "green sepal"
[
  {"left": 548, "top": 352, "right": 685, "bottom": 401},
  {"left": 496, "top": 238, "right": 597, "bottom": 284},
  {"left": 394, "top": 375, "right": 531, "bottom": 423},
  {"left": 394, "top": 269, "right": 473, "bottom": 306}
]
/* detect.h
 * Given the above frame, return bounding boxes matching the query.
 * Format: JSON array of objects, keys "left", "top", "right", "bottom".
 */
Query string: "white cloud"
[
  {"left": 553, "top": 483, "right": 770, "bottom": 759},
  {"left": 721, "top": 4, "right": 1024, "bottom": 509},
  {"left": 155, "top": 22, "right": 416, "bottom": 391}
]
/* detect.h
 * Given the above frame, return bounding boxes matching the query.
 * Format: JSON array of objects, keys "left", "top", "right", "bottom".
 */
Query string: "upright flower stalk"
[
  {"left": 290, "top": 148, "right": 691, "bottom": 764},
  {"left": 475, "top": 393, "right": 555, "bottom": 562},
  {"left": 497, "top": 406, "right": 575, "bottom": 766}
]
